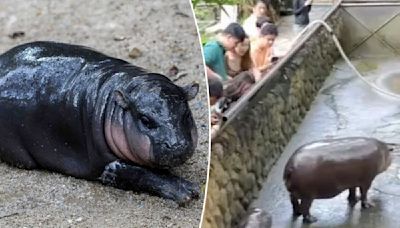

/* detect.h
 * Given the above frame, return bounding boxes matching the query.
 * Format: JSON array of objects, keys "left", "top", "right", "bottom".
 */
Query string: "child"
[
  {"left": 208, "top": 76, "right": 223, "bottom": 125},
  {"left": 208, "top": 77, "right": 224, "bottom": 138},
  {"left": 208, "top": 76, "right": 223, "bottom": 106}
]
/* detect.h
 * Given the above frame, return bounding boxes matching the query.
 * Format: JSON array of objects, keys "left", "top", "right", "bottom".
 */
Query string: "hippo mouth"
[{"left": 105, "top": 109, "right": 153, "bottom": 167}]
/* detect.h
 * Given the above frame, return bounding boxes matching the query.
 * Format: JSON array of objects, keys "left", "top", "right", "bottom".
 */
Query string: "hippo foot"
[
  {"left": 100, "top": 160, "right": 127, "bottom": 183},
  {"left": 361, "top": 201, "right": 374, "bottom": 209},
  {"left": 303, "top": 215, "right": 317, "bottom": 224},
  {"left": 99, "top": 160, "right": 199, "bottom": 206},
  {"left": 159, "top": 176, "right": 200, "bottom": 206}
]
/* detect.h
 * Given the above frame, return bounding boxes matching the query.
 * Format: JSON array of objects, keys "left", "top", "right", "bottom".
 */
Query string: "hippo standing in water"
[
  {"left": 283, "top": 137, "right": 393, "bottom": 223},
  {"left": 0, "top": 41, "right": 200, "bottom": 205}
]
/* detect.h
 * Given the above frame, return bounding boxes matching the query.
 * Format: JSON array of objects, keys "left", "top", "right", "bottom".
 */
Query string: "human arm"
[
  {"left": 204, "top": 43, "right": 224, "bottom": 80},
  {"left": 206, "top": 66, "right": 223, "bottom": 80},
  {"left": 255, "top": 47, "right": 275, "bottom": 72}
]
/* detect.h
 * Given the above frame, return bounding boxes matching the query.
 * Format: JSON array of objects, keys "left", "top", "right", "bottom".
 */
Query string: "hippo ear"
[
  {"left": 182, "top": 82, "right": 199, "bottom": 100},
  {"left": 114, "top": 90, "right": 129, "bottom": 109}
]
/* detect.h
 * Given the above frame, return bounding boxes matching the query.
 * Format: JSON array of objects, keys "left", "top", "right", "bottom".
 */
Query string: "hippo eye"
[{"left": 139, "top": 115, "right": 156, "bottom": 129}]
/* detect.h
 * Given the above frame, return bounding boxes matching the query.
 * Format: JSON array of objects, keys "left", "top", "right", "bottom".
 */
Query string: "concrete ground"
[
  {"left": 253, "top": 56, "right": 400, "bottom": 227},
  {"left": 0, "top": 1, "right": 208, "bottom": 227},
  {"left": 274, "top": 5, "right": 332, "bottom": 57}
]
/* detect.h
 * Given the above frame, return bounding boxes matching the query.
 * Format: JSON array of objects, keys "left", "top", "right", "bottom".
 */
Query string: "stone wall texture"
[{"left": 202, "top": 7, "right": 344, "bottom": 228}]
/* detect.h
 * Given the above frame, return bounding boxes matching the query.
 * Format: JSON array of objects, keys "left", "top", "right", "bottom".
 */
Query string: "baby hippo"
[
  {"left": 0, "top": 41, "right": 200, "bottom": 205},
  {"left": 283, "top": 137, "right": 392, "bottom": 223}
]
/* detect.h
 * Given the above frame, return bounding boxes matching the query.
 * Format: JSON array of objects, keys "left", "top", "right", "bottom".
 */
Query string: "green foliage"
[
  {"left": 192, "top": 0, "right": 249, "bottom": 8},
  {"left": 201, "top": 32, "right": 215, "bottom": 46},
  {"left": 192, "top": 0, "right": 257, "bottom": 44}
]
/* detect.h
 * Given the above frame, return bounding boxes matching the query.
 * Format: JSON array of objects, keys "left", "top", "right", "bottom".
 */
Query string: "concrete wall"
[
  {"left": 340, "top": 1, "right": 400, "bottom": 57},
  {"left": 202, "top": 6, "right": 344, "bottom": 228}
]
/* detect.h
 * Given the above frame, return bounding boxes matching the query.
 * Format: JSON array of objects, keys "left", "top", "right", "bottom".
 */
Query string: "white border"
[{"left": 187, "top": 1, "right": 212, "bottom": 228}]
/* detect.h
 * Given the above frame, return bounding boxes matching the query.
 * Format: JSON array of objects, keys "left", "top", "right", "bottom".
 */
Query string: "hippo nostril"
[{"left": 162, "top": 142, "right": 187, "bottom": 151}]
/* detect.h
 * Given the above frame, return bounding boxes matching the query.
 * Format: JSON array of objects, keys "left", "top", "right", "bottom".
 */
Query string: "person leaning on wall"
[
  {"left": 208, "top": 76, "right": 224, "bottom": 138},
  {"left": 203, "top": 23, "right": 246, "bottom": 82},
  {"left": 250, "top": 23, "right": 279, "bottom": 82},
  {"left": 225, "top": 38, "right": 252, "bottom": 78}
]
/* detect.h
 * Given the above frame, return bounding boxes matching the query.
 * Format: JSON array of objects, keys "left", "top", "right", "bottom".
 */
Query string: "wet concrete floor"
[{"left": 253, "top": 56, "right": 400, "bottom": 228}]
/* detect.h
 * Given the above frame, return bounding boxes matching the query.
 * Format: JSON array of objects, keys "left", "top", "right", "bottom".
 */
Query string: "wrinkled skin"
[
  {"left": 283, "top": 137, "right": 392, "bottom": 223},
  {"left": 0, "top": 41, "right": 200, "bottom": 205}
]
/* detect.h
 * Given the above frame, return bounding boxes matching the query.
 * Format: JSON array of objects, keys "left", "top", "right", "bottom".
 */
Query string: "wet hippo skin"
[
  {"left": 283, "top": 137, "right": 392, "bottom": 223},
  {"left": 0, "top": 41, "right": 200, "bottom": 205}
]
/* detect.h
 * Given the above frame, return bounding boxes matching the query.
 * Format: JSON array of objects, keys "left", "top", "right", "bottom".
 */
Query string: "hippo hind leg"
[
  {"left": 300, "top": 198, "right": 317, "bottom": 223},
  {"left": 347, "top": 187, "right": 358, "bottom": 206},
  {"left": 290, "top": 194, "right": 301, "bottom": 216},
  {"left": 0, "top": 146, "right": 38, "bottom": 170}
]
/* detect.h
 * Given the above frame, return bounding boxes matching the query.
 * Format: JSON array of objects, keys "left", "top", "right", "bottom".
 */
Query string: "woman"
[
  {"left": 250, "top": 23, "right": 278, "bottom": 82},
  {"left": 225, "top": 38, "right": 252, "bottom": 78},
  {"left": 242, "top": 0, "right": 276, "bottom": 38}
]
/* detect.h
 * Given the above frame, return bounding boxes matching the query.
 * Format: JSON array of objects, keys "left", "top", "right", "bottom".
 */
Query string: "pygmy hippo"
[
  {"left": 0, "top": 41, "right": 200, "bottom": 205},
  {"left": 283, "top": 137, "right": 392, "bottom": 223}
]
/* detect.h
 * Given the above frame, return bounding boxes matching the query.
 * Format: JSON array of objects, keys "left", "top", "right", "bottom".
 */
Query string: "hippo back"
[{"left": 284, "top": 137, "right": 391, "bottom": 198}]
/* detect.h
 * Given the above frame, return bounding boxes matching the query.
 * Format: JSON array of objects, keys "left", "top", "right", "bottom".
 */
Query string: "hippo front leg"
[
  {"left": 347, "top": 187, "right": 358, "bottom": 206},
  {"left": 360, "top": 183, "right": 373, "bottom": 209},
  {"left": 300, "top": 198, "right": 317, "bottom": 223},
  {"left": 99, "top": 160, "right": 200, "bottom": 206}
]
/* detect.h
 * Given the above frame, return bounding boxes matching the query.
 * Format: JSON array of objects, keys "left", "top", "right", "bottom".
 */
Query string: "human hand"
[
  {"left": 252, "top": 69, "right": 262, "bottom": 82},
  {"left": 305, "top": 0, "right": 313, "bottom": 6}
]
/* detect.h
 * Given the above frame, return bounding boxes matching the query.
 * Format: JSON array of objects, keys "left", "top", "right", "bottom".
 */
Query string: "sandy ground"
[{"left": 0, "top": 0, "right": 208, "bottom": 227}]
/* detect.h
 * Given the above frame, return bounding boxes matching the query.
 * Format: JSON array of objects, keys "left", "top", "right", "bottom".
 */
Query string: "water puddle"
[{"left": 376, "top": 72, "right": 400, "bottom": 94}]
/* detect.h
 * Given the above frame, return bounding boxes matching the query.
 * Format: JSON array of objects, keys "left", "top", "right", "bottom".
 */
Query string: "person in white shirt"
[{"left": 242, "top": 0, "right": 270, "bottom": 38}]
